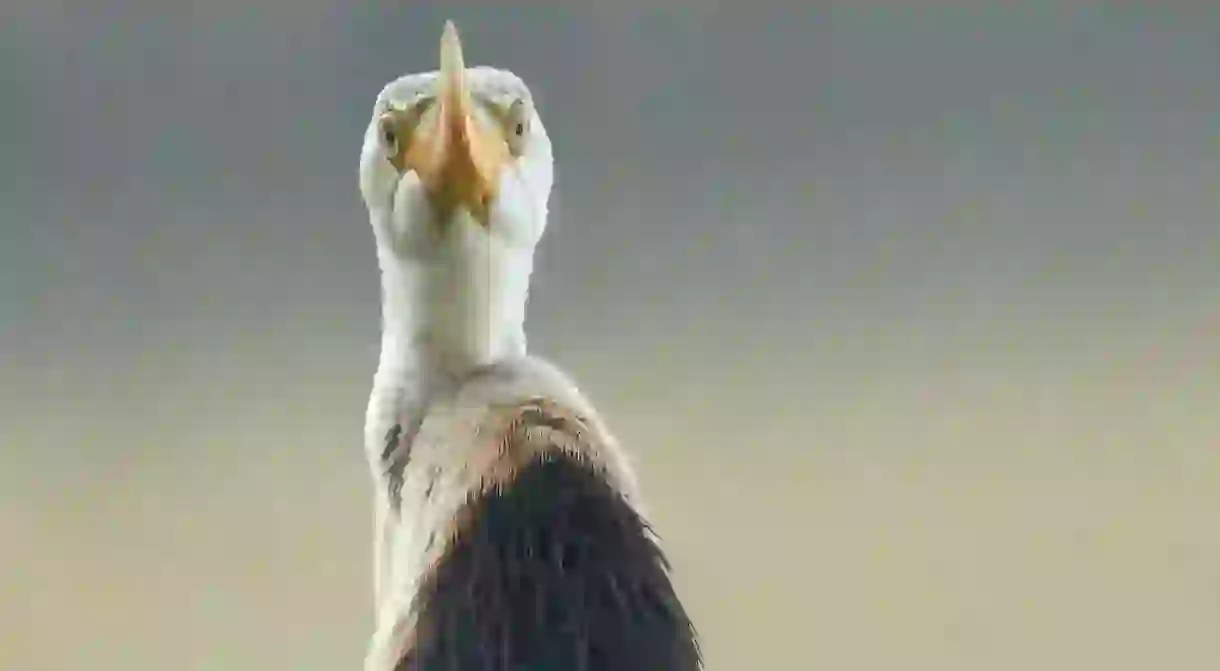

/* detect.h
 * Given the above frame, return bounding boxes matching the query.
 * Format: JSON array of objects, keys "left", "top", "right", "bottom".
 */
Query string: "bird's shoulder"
[{"left": 394, "top": 397, "right": 701, "bottom": 671}]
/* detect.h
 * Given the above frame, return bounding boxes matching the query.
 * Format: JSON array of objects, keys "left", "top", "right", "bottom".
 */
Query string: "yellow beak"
[{"left": 385, "top": 21, "right": 510, "bottom": 227}]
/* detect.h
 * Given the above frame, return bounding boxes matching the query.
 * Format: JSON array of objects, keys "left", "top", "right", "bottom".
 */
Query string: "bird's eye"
[
  {"left": 378, "top": 116, "right": 399, "bottom": 156},
  {"left": 505, "top": 98, "right": 530, "bottom": 157},
  {"left": 377, "top": 99, "right": 434, "bottom": 170}
]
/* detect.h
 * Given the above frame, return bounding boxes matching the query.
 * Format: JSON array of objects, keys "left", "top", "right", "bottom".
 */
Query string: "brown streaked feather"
[
  {"left": 393, "top": 398, "right": 701, "bottom": 670},
  {"left": 414, "top": 396, "right": 613, "bottom": 584}
]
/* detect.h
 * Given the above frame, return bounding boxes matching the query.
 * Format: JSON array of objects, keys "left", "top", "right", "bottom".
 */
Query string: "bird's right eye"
[
  {"left": 378, "top": 116, "right": 399, "bottom": 157},
  {"left": 378, "top": 99, "right": 435, "bottom": 170}
]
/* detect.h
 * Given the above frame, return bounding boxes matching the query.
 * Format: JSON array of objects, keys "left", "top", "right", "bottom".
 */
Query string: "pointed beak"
[{"left": 394, "top": 21, "right": 510, "bottom": 226}]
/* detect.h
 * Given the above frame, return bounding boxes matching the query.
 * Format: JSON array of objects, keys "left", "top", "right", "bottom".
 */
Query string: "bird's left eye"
[{"left": 505, "top": 98, "right": 530, "bottom": 157}]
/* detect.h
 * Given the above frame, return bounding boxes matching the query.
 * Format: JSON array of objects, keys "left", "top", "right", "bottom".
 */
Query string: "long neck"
[{"left": 373, "top": 236, "right": 532, "bottom": 388}]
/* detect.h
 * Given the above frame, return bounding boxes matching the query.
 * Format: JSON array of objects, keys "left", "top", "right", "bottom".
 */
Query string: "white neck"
[
  {"left": 372, "top": 223, "right": 533, "bottom": 391},
  {"left": 363, "top": 219, "right": 535, "bottom": 597}
]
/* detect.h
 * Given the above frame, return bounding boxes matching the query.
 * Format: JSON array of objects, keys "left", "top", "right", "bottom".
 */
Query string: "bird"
[
  {"left": 357, "top": 18, "right": 554, "bottom": 619},
  {"left": 356, "top": 21, "right": 701, "bottom": 671}
]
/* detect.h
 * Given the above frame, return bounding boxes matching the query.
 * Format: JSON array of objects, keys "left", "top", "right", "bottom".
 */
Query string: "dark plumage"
[{"left": 395, "top": 452, "right": 701, "bottom": 671}]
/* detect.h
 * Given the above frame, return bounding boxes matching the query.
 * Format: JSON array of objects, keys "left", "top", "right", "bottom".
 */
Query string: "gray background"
[{"left": 3, "top": 2, "right": 1219, "bottom": 669}]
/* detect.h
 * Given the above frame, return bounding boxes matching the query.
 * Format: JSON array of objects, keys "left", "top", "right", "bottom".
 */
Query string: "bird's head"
[{"left": 359, "top": 21, "right": 554, "bottom": 254}]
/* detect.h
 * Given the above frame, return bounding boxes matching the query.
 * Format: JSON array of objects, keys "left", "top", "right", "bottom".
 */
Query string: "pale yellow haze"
[{"left": 379, "top": 21, "right": 510, "bottom": 226}]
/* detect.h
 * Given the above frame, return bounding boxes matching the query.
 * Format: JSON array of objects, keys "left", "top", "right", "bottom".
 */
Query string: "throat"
[{"left": 375, "top": 251, "right": 531, "bottom": 385}]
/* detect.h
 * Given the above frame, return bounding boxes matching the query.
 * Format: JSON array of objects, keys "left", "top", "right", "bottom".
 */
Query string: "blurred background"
[{"left": 3, "top": 1, "right": 1219, "bottom": 669}]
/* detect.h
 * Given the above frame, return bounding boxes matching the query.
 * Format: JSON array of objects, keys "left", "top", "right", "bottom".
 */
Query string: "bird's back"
[{"left": 387, "top": 392, "right": 701, "bottom": 671}]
